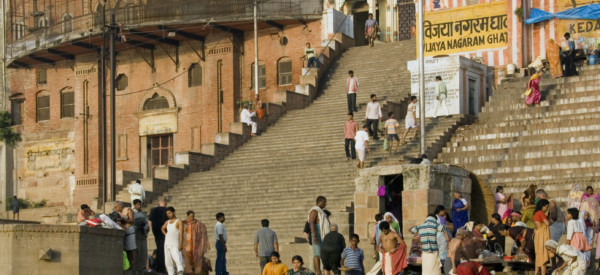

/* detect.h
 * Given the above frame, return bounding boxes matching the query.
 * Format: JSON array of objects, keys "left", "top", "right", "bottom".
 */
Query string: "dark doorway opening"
[
  {"left": 380, "top": 174, "right": 404, "bottom": 233},
  {"left": 353, "top": 12, "right": 369, "bottom": 46}
]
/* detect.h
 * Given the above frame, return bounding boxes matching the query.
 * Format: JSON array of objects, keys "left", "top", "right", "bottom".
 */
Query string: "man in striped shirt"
[
  {"left": 341, "top": 234, "right": 364, "bottom": 275},
  {"left": 410, "top": 214, "right": 445, "bottom": 275}
]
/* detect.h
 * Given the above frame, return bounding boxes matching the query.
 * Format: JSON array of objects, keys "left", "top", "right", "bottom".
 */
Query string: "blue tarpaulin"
[
  {"left": 525, "top": 3, "right": 600, "bottom": 24},
  {"left": 525, "top": 8, "right": 554, "bottom": 24}
]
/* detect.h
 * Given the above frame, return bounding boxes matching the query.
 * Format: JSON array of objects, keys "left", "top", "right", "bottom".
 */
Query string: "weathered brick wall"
[
  {"left": 9, "top": 20, "right": 323, "bottom": 207},
  {"left": 284, "top": 90, "right": 311, "bottom": 110}
]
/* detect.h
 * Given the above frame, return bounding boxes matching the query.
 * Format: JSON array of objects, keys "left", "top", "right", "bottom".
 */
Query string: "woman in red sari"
[
  {"left": 183, "top": 210, "right": 210, "bottom": 274},
  {"left": 526, "top": 71, "right": 542, "bottom": 107}
]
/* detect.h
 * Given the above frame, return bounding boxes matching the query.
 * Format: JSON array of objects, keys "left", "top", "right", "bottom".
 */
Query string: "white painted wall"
[{"left": 407, "top": 56, "right": 489, "bottom": 118}]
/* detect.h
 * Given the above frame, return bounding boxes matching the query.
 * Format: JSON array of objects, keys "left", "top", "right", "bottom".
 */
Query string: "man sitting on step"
[{"left": 241, "top": 103, "right": 257, "bottom": 136}]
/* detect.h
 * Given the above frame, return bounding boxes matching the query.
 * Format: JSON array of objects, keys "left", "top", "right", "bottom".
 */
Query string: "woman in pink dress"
[
  {"left": 525, "top": 71, "right": 542, "bottom": 107},
  {"left": 582, "top": 186, "right": 600, "bottom": 202},
  {"left": 495, "top": 186, "right": 513, "bottom": 223}
]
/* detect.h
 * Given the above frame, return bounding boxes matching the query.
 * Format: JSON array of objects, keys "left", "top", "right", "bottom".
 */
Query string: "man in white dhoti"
[
  {"left": 241, "top": 103, "right": 257, "bottom": 136},
  {"left": 128, "top": 179, "right": 146, "bottom": 203},
  {"left": 432, "top": 76, "right": 450, "bottom": 118}
]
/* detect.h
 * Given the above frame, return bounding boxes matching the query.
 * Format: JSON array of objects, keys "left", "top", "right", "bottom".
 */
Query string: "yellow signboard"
[
  {"left": 557, "top": 19, "right": 600, "bottom": 50},
  {"left": 420, "top": 1, "right": 508, "bottom": 56},
  {"left": 558, "top": 19, "right": 600, "bottom": 37},
  {"left": 556, "top": 0, "right": 595, "bottom": 11}
]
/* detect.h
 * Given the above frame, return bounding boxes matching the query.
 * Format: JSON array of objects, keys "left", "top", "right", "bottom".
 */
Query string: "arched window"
[
  {"left": 251, "top": 61, "right": 266, "bottom": 89},
  {"left": 10, "top": 94, "right": 25, "bottom": 125},
  {"left": 62, "top": 14, "right": 73, "bottom": 33},
  {"left": 60, "top": 88, "right": 75, "bottom": 118},
  {"left": 36, "top": 17, "right": 48, "bottom": 29},
  {"left": 188, "top": 63, "right": 202, "bottom": 87},
  {"left": 116, "top": 74, "right": 128, "bottom": 91},
  {"left": 13, "top": 22, "right": 25, "bottom": 40},
  {"left": 143, "top": 93, "right": 169, "bottom": 110},
  {"left": 36, "top": 91, "right": 50, "bottom": 122},
  {"left": 278, "top": 57, "right": 292, "bottom": 86}
]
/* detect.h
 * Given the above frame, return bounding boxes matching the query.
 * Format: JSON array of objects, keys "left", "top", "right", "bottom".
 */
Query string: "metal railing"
[{"left": 6, "top": 0, "right": 323, "bottom": 61}]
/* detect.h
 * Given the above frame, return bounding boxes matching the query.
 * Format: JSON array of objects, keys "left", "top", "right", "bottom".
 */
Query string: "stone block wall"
[
  {"left": 0, "top": 224, "right": 123, "bottom": 274},
  {"left": 354, "top": 164, "right": 471, "bottom": 240}
]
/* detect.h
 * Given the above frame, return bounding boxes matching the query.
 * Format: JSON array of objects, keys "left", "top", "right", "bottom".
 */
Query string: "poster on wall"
[
  {"left": 419, "top": 0, "right": 509, "bottom": 57},
  {"left": 407, "top": 57, "right": 461, "bottom": 118}
]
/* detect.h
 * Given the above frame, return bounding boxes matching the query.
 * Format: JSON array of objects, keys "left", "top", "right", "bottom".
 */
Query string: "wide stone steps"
[
  {"left": 437, "top": 64, "right": 600, "bottom": 210},
  {"left": 141, "top": 40, "right": 418, "bottom": 275}
]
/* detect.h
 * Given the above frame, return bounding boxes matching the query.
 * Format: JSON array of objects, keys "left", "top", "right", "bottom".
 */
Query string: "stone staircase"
[
  {"left": 137, "top": 41, "right": 417, "bottom": 274},
  {"left": 137, "top": 40, "right": 474, "bottom": 274},
  {"left": 438, "top": 65, "right": 600, "bottom": 203},
  {"left": 366, "top": 115, "right": 471, "bottom": 167}
]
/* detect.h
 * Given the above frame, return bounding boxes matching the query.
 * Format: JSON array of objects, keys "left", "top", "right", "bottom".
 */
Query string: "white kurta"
[{"left": 128, "top": 183, "right": 146, "bottom": 202}]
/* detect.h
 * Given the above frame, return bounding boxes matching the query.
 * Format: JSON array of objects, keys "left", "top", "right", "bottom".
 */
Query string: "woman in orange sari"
[
  {"left": 546, "top": 39, "right": 563, "bottom": 78},
  {"left": 183, "top": 210, "right": 210, "bottom": 274},
  {"left": 533, "top": 199, "right": 551, "bottom": 275}
]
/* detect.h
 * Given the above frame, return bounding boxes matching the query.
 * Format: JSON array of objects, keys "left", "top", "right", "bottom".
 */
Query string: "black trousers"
[
  {"left": 345, "top": 138, "right": 356, "bottom": 159},
  {"left": 153, "top": 231, "right": 166, "bottom": 273},
  {"left": 365, "top": 119, "right": 379, "bottom": 139},
  {"left": 347, "top": 93, "right": 357, "bottom": 114},
  {"left": 562, "top": 52, "right": 578, "bottom": 76}
]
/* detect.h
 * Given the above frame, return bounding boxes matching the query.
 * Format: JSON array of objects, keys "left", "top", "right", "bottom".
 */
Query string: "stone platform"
[{"left": 0, "top": 224, "right": 124, "bottom": 275}]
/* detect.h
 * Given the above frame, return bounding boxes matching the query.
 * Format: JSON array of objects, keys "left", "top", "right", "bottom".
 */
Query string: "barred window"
[
  {"left": 278, "top": 57, "right": 292, "bottom": 86},
  {"left": 143, "top": 93, "right": 169, "bottom": 110},
  {"left": 37, "top": 70, "right": 47, "bottom": 85},
  {"left": 61, "top": 90, "right": 74, "bottom": 118},
  {"left": 36, "top": 93, "right": 50, "bottom": 121},
  {"left": 188, "top": 63, "right": 202, "bottom": 87}
]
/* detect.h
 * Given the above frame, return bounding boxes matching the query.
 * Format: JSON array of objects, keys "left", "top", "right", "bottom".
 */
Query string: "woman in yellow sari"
[
  {"left": 547, "top": 39, "right": 563, "bottom": 78},
  {"left": 534, "top": 199, "right": 551, "bottom": 275}
]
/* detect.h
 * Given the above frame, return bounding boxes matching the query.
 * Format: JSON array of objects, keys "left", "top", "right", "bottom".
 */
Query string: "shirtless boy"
[{"left": 378, "top": 221, "right": 407, "bottom": 275}]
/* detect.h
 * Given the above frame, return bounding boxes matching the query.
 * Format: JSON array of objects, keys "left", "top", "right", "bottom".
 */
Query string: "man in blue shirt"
[
  {"left": 214, "top": 212, "right": 228, "bottom": 275},
  {"left": 562, "top": 32, "right": 578, "bottom": 77},
  {"left": 342, "top": 234, "right": 365, "bottom": 275}
]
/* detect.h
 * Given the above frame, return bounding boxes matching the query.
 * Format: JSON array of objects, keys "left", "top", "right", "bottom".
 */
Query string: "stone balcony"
[{"left": 6, "top": 0, "right": 323, "bottom": 66}]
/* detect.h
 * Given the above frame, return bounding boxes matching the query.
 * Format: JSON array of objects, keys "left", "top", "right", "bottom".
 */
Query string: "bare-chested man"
[
  {"left": 446, "top": 228, "right": 467, "bottom": 274},
  {"left": 114, "top": 201, "right": 137, "bottom": 270},
  {"left": 308, "top": 196, "right": 330, "bottom": 275},
  {"left": 378, "top": 221, "right": 407, "bottom": 275}
]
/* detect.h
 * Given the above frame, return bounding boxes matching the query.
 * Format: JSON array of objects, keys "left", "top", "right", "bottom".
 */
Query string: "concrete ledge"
[
  {"left": 300, "top": 74, "right": 317, "bottom": 86},
  {"left": 0, "top": 224, "right": 123, "bottom": 274},
  {"left": 116, "top": 170, "right": 143, "bottom": 187}
]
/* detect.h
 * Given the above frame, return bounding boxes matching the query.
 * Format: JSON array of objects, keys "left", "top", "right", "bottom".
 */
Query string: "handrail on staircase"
[{"left": 303, "top": 9, "right": 352, "bottom": 76}]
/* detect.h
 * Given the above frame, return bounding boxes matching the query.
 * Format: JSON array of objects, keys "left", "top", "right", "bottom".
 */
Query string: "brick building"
[{"left": 4, "top": 0, "right": 331, "bottom": 207}]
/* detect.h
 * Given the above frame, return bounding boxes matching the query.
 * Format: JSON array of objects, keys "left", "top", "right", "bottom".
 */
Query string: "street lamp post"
[
  {"left": 418, "top": 0, "right": 426, "bottom": 155},
  {"left": 253, "top": 0, "right": 259, "bottom": 96}
]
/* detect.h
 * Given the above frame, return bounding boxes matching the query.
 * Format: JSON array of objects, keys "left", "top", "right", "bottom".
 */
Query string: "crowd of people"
[
  {"left": 355, "top": 185, "right": 597, "bottom": 275},
  {"left": 77, "top": 196, "right": 214, "bottom": 275},
  {"left": 73, "top": 181, "right": 599, "bottom": 275}
]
